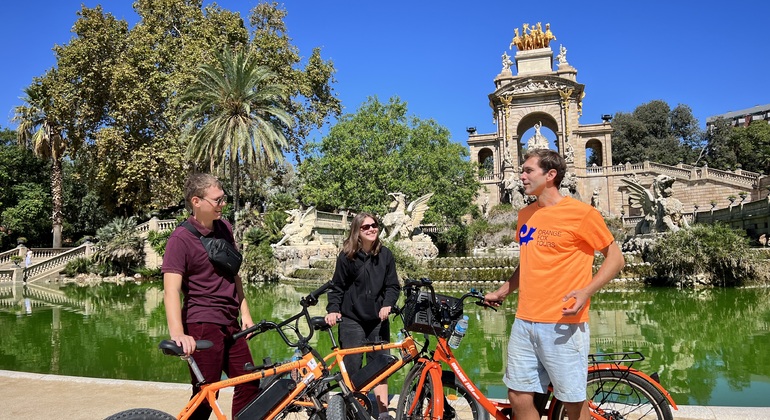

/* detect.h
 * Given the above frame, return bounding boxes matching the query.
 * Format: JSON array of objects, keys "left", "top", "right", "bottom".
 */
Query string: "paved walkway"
[{"left": 2, "top": 370, "right": 768, "bottom": 419}]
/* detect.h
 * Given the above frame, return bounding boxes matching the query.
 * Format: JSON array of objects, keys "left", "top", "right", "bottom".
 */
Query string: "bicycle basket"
[{"left": 402, "top": 289, "right": 462, "bottom": 337}]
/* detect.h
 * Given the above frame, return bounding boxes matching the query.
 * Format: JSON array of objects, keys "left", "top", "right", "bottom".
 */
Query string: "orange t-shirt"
[{"left": 515, "top": 197, "right": 614, "bottom": 323}]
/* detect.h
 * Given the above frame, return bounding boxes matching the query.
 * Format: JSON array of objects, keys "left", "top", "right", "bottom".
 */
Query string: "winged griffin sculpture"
[
  {"left": 620, "top": 175, "right": 689, "bottom": 234},
  {"left": 381, "top": 192, "right": 433, "bottom": 241},
  {"left": 272, "top": 206, "right": 318, "bottom": 247}
]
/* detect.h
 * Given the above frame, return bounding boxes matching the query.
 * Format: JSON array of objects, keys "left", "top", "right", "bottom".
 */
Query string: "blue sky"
[{"left": 2, "top": 1, "right": 768, "bottom": 148}]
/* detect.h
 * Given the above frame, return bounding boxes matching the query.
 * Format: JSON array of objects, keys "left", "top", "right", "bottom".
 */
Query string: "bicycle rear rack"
[{"left": 588, "top": 351, "right": 645, "bottom": 367}]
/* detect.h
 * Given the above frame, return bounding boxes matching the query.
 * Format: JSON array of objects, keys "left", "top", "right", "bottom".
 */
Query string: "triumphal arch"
[{"left": 468, "top": 23, "right": 613, "bottom": 209}]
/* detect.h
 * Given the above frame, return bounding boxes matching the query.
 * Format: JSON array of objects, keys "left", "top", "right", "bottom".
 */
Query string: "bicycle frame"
[
  {"left": 287, "top": 320, "right": 420, "bottom": 414},
  {"left": 177, "top": 350, "right": 326, "bottom": 420},
  {"left": 400, "top": 279, "right": 678, "bottom": 420}
]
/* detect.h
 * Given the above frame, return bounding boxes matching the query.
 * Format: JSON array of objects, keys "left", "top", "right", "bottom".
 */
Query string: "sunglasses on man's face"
[{"left": 360, "top": 223, "right": 379, "bottom": 231}]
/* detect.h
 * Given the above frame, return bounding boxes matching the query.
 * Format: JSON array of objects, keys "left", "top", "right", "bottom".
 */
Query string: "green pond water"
[{"left": 1, "top": 280, "right": 769, "bottom": 407}]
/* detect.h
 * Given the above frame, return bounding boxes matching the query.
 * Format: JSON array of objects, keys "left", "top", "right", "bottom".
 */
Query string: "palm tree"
[
  {"left": 178, "top": 47, "right": 293, "bottom": 215},
  {"left": 13, "top": 82, "right": 66, "bottom": 248},
  {"left": 94, "top": 216, "right": 145, "bottom": 276}
]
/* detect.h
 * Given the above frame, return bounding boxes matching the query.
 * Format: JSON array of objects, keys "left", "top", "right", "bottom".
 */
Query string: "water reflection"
[{"left": 0, "top": 281, "right": 768, "bottom": 407}]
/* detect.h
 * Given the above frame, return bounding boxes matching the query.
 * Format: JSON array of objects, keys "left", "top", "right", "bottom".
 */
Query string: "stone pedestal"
[
  {"left": 272, "top": 244, "right": 339, "bottom": 276},
  {"left": 514, "top": 47, "right": 553, "bottom": 75},
  {"left": 394, "top": 238, "right": 439, "bottom": 259}
]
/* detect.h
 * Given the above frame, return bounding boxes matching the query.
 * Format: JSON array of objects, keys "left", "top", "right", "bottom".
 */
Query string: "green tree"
[
  {"left": 702, "top": 117, "right": 739, "bottom": 170},
  {"left": 299, "top": 96, "right": 479, "bottom": 229},
  {"left": 12, "top": 82, "right": 66, "bottom": 247},
  {"left": 28, "top": 2, "right": 339, "bottom": 217},
  {"left": 0, "top": 136, "right": 50, "bottom": 248},
  {"left": 178, "top": 47, "right": 293, "bottom": 215},
  {"left": 611, "top": 100, "right": 701, "bottom": 166},
  {"left": 248, "top": 2, "right": 341, "bottom": 162},
  {"left": 730, "top": 121, "right": 770, "bottom": 174},
  {"left": 0, "top": 183, "right": 52, "bottom": 247}
]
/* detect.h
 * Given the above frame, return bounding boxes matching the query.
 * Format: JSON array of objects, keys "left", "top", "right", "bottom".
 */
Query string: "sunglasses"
[
  {"left": 360, "top": 223, "right": 379, "bottom": 231},
  {"left": 199, "top": 195, "right": 227, "bottom": 207}
]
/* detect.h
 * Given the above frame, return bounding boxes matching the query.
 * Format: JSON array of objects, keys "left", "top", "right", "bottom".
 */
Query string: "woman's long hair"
[{"left": 342, "top": 212, "right": 382, "bottom": 259}]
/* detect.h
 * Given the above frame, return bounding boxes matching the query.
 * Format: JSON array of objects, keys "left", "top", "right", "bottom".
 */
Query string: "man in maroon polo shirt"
[{"left": 162, "top": 173, "right": 259, "bottom": 419}]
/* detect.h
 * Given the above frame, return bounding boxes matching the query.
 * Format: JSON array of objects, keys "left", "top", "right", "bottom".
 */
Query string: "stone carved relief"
[
  {"left": 621, "top": 174, "right": 690, "bottom": 234},
  {"left": 381, "top": 192, "right": 433, "bottom": 241}
]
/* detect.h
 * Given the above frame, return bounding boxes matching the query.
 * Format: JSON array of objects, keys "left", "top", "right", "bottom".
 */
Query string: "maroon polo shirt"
[{"left": 162, "top": 216, "right": 240, "bottom": 325}]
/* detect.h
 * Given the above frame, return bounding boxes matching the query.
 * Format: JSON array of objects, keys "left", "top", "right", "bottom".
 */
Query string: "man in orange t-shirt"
[{"left": 485, "top": 149, "right": 624, "bottom": 420}]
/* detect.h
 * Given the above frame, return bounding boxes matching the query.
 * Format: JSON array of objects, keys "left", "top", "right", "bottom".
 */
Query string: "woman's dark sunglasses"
[{"left": 360, "top": 223, "right": 379, "bottom": 231}]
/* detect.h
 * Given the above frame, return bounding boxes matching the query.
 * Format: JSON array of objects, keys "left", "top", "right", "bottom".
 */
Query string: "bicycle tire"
[
  {"left": 551, "top": 370, "right": 673, "bottom": 420},
  {"left": 104, "top": 408, "right": 176, "bottom": 420},
  {"left": 441, "top": 374, "right": 485, "bottom": 420},
  {"left": 326, "top": 394, "right": 346, "bottom": 420},
  {"left": 396, "top": 363, "right": 439, "bottom": 420}
]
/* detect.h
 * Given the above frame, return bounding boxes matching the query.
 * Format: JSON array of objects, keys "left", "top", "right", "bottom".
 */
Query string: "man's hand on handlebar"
[
  {"left": 325, "top": 312, "right": 342, "bottom": 326},
  {"left": 483, "top": 292, "right": 504, "bottom": 308}
]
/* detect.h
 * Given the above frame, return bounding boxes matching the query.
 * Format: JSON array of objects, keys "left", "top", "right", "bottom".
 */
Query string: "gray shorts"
[{"left": 503, "top": 318, "right": 589, "bottom": 402}]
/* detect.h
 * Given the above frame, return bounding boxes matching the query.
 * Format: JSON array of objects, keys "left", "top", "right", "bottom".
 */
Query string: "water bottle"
[
  {"left": 447, "top": 315, "right": 469, "bottom": 349},
  {"left": 290, "top": 348, "right": 302, "bottom": 381},
  {"left": 396, "top": 331, "right": 404, "bottom": 343}
]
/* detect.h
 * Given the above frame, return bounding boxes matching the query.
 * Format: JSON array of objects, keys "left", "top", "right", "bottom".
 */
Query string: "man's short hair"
[{"left": 523, "top": 149, "right": 567, "bottom": 187}]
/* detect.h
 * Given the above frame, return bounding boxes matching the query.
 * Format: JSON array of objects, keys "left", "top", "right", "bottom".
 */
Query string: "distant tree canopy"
[
  {"left": 610, "top": 100, "right": 770, "bottom": 175},
  {"left": 299, "top": 96, "right": 480, "bottom": 228},
  {"left": 611, "top": 100, "right": 702, "bottom": 166}
]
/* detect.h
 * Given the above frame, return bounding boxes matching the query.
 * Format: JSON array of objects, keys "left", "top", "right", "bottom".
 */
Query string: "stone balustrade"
[{"left": 23, "top": 244, "right": 90, "bottom": 281}]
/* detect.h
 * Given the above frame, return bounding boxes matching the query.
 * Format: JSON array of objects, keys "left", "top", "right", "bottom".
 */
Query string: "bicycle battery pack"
[
  {"left": 236, "top": 377, "right": 296, "bottom": 420},
  {"left": 350, "top": 354, "right": 398, "bottom": 390}
]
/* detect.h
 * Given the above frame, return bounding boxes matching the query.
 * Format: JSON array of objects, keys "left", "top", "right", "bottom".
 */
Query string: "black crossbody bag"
[{"left": 181, "top": 220, "right": 243, "bottom": 278}]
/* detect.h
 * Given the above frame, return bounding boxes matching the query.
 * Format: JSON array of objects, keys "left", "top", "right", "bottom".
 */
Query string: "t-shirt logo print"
[{"left": 519, "top": 224, "right": 537, "bottom": 246}]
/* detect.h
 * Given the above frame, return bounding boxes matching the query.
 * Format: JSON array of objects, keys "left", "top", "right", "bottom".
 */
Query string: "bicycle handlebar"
[{"left": 232, "top": 280, "right": 336, "bottom": 344}]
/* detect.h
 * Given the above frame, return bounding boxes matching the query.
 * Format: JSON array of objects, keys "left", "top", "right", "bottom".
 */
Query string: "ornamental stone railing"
[{"left": 23, "top": 244, "right": 91, "bottom": 282}]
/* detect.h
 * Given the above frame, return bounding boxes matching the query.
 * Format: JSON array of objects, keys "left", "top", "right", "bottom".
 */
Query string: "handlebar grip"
[
  {"left": 305, "top": 280, "right": 334, "bottom": 306},
  {"left": 233, "top": 325, "right": 256, "bottom": 341},
  {"left": 233, "top": 320, "right": 272, "bottom": 341}
]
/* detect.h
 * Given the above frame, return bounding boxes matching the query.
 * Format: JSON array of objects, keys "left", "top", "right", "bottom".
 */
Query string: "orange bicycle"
[
  {"left": 106, "top": 282, "right": 338, "bottom": 420},
  {"left": 106, "top": 281, "right": 419, "bottom": 420},
  {"left": 395, "top": 278, "right": 678, "bottom": 420}
]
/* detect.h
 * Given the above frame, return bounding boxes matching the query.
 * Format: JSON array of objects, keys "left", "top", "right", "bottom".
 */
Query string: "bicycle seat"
[
  {"left": 158, "top": 339, "right": 214, "bottom": 356},
  {"left": 310, "top": 316, "right": 333, "bottom": 331}
]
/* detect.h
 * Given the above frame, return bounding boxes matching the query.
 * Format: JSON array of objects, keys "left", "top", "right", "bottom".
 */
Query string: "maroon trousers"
[{"left": 185, "top": 321, "right": 260, "bottom": 419}]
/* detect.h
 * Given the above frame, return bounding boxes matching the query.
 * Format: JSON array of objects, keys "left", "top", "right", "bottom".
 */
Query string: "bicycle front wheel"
[
  {"left": 441, "top": 373, "right": 485, "bottom": 420},
  {"left": 396, "top": 363, "right": 436, "bottom": 420},
  {"left": 551, "top": 370, "right": 673, "bottom": 420},
  {"left": 104, "top": 408, "right": 175, "bottom": 420},
  {"left": 396, "top": 364, "right": 484, "bottom": 420}
]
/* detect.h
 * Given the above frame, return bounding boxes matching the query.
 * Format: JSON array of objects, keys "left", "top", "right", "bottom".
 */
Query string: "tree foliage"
[
  {"left": 21, "top": 1, "right": 339, "bottom": 217},
  {"left": 299, "top": 96, "right": 479, "bottom": 227},
  {"left": 611, "top": 100, "right": 702, "bottom": 165},
  {"left": 0, "top": 129, "right": 51, "bottom": 250}
]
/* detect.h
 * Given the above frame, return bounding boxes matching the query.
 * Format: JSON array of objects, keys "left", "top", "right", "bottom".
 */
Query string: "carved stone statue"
[
  {"left": 620, "top": 175, "right": 690, "bottom": 234},
  {"left": 381, "top": 192, "right": 433, "bottom": 241},
  {"left": 526, "top": 122, "right": 549, "bottom": 151},
  {"left": 558, "top": 171, "right": 579, "bottom": 199},
  {"left": 502, "top": 173, "right": 527, "bottom": 209},
  {"left": 556, "top": 44, "right": 568, "bottom": 65},
  {"left": 503, "top": 149, "right": 513, "bottom": 168},
  {"left": 501, "top": 52, "right": 513, "bottom": 71},
  {"left": 272, "top": 206, "right": 318, "bottom": 247}
]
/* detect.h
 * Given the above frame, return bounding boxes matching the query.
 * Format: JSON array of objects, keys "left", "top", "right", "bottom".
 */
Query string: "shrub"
[
  {"left": 147, "top": 229, "right": 172, "bottom": 257},
  {"left": 643, "top": 223, "right": 766, "bottom": 287},
  {"left": 62, "top": 257, "right": 92, "bottom": 276}
]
